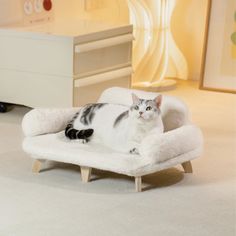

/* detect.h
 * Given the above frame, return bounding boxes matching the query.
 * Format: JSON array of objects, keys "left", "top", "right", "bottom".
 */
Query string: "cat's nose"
[{"left": 139, "top": 111, "right": 143, "bottom": 115}]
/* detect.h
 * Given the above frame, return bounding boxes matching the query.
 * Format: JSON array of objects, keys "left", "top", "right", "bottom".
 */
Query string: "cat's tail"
[{"left": 65, "top": 124, "right": 94, "bottom": 140}]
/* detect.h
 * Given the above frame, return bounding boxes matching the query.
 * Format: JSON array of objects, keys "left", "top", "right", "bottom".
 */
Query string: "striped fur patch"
[
  {"left": 65, "top": 103, "right": 106, "bottom": 140},
  {"left": 65, "top": 109, "right": 94, "bottom": 140},
  {"left": 113, "top": 110, "right": 129, "bottom": 127},
  {"left": 80, "top": 103, "right": 107, "bottom": 125}
]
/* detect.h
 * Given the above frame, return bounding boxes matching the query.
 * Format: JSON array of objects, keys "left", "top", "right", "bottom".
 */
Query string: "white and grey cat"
[{"left": 65, "top": 94, "right": 163, "bottom": 154}]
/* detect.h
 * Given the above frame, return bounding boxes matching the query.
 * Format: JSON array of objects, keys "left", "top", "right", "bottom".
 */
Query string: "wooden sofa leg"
[
  {"left": 182, "top": 161, "right": 193, "bottom": 173},
  {"left": 81, "top": 166, "right": 92, "bottom": 183},
  {"left": 32, "top": 160, "right": 43, "bottom": 173},
  {"left": 135, "top": 176, "right": 142, "bottom": 192}
]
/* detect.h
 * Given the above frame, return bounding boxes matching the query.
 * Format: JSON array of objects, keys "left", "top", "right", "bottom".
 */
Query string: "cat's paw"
[{"left": 129, "top": 148, "right": 139, "bottom": 155}]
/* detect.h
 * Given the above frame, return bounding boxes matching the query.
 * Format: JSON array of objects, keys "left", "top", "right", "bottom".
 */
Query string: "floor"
[{"left": 0, "top": 81, "right": 235, "bottom": 236}]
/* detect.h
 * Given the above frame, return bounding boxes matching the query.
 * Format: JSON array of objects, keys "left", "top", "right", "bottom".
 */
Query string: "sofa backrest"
[{"left": 98, "top": 87, "right": 190, "bottom": 132}]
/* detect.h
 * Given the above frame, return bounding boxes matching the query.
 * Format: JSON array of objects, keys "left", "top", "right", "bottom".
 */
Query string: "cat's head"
[{"left": 130, "top": 93, "right": 162, "bottom": 121}]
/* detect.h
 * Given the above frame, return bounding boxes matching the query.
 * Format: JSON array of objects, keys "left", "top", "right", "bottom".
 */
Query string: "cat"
[{"left": 65, "top": 93, "right": 163, "bottom": 154}]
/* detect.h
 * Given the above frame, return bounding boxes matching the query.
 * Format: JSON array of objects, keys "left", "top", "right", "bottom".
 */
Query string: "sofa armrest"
[
  {"left": 140, "top": 124, "right": 203, "bottom": 164},
  {"left": 22, "top": 108, "right": 79, "bottom": 137}
]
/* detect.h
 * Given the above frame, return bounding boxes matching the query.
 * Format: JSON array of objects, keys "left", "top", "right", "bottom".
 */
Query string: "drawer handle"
[
  {"left": 74, "top": 66, "right": 133, "bottom": 87},
  {"left": 75, "top": 34, "right": 133, "bottom": 53}
]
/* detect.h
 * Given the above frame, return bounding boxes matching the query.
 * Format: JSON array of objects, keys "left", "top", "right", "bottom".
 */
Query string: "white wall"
[
  {"left": 171, "top": 0, "right": 209, "bottom": 80},
  {"left": 0, "top": 0, "right": 23, "bottom": 26}
]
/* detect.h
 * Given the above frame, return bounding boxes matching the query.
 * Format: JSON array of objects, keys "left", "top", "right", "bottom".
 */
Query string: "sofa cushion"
[{"left": 23, "top": 125, "right": 203, "bottom": 176}]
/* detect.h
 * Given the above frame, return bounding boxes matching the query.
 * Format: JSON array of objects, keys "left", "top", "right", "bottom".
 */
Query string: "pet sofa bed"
[{"left": 22, "top": 87, "right": 203, "bottom": 192}]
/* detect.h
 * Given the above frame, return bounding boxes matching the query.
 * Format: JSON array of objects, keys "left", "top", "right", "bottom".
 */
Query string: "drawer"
[
  {"left": 73, "top": 67, "right": 132, "bottom": 106},
  {"left": 74, "top": 34, "right": 133, "bottom": 78}
]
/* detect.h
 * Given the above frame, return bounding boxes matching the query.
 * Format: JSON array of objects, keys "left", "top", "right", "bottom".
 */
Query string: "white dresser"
[{"left": 0, "top": 19, "right": 133, "bottom": 107}]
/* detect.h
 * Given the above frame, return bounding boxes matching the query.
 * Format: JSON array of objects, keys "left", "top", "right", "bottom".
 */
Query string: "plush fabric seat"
[{"left": 22, "top": 87, "right": 203, "bottom": 192}]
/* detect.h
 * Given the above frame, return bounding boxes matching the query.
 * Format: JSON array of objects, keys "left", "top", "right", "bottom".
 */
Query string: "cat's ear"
[
  {"left": 154, "top": 95, "right": 162, "bottom": 108},
  {"left": 132, "top": 93, "right": 139, "bottom": 104}
]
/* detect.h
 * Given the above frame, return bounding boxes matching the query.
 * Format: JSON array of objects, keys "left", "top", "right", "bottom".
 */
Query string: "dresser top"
[{"left": 0, "top": 19, "right": 133, "bottom": 42}]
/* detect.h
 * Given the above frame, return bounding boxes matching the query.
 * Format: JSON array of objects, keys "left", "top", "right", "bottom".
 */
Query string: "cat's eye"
[
  {"left": 146, "top": 106, "right": 152, "bottom": 111},
  {"left": 134, "top": 105, "right": 139, "bottom": 110}
]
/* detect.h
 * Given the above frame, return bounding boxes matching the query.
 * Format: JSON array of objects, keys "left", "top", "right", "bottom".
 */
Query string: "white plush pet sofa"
[{"left": 22, "top": 87, "right": 203, "bottom": 192}]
